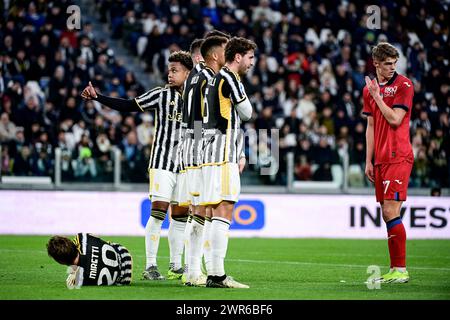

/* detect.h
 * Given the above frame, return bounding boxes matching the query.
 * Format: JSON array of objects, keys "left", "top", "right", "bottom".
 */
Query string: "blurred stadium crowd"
[{"left": 0, "top": 0, "right": 449, "bottom": 188}]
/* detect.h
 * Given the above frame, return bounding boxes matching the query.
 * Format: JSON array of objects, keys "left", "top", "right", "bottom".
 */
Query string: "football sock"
[
  {"left": 168, "top": 215, "right": 188, "bottom": 270},
  {"left": 386, "top": 216, "right": 406, "bottom": 269},
  {"left": 210, "top": 217, "right": 231, "bottom": 277},
  {"left": 189, "top": 214, "right": 205, "bottom": 278},
  {"left": 203, "top": 216, "right": 212, "bottom": 274},
  {"left": 145, "top": 209, "right": 166, "bottom": 269},
  {"left": 183, "top": 214, "right": 193, "bottom": 274}
]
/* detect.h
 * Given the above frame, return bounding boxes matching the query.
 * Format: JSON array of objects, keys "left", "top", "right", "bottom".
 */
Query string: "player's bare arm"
[
  {"left": 239, "top": 155, "right": 246, "bottom": 174},
  {"left": 365, "top": 115, "right": 375, "bottom": 183},
  {"left": 365, "top": 76, "right": 407, "bottom": 128}
]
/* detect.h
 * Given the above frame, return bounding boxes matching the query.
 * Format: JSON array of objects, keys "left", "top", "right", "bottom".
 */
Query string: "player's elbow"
[
  {"left": 389, "top": 117, "right": 403, "bottom": 129},
  {"left": 236, "top": 99, "right": 253, "bottom": 121},
  {"left": 240, "top": 111, "right": 252, "bottom": 121}
]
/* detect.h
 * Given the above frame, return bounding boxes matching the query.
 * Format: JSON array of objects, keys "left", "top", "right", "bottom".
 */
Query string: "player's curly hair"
[
  {"left": 168, "top": 51, "right": 193, "bottom": 71},
  {"left": 225, "top": 37, "right": 257, "bottom": 63},
  {"left": 372, "top": 42, "right": 399, "bottom": 62},
  {"left": 47, "top": 236, "right": 78, "bottom": 265}
]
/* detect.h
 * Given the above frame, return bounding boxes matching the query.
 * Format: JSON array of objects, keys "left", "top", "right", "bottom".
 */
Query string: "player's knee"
[
  {"left": 152, "top": 201, "right": 169, "bottom": 212},
  {"left": 171, "top": 204, "right": 189, "bottom": 217},
  {"left": 381, "top": 205, "right": 399, "bottom": 222}
]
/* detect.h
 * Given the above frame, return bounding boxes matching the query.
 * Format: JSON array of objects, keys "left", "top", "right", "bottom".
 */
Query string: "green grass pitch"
[{"left": 0, "top": 236, "right": 449, "bottom": 300}]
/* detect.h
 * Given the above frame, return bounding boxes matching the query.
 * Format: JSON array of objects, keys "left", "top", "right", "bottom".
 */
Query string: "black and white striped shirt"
[
  {"left": 74, "top": 233, "right": 132, "bottom": 286},
  {"left": 181, "top": 62, "right": 205, "bottom": 170},
  {"left": 202, "top": 66, "right": 248, "bottom": 164},
  {"left": 184, "top": 66, "right": 215, "bottom": 168},
  {"left": 135, "top": 86, "right": 183, "bottom": 172}
]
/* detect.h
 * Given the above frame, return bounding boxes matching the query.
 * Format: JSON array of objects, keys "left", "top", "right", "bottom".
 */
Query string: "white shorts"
[
  {"left": 148, "top": 168, "right": 177, "bottom": 203},
  {"left": 186, "top": 167, "right": 202, "bottom": 206},
  {"left": 200, "top": 163, "right": 240, "bottom": 205},
  {"left": 174, "top": 170, "right": 190, "bottom": 207}
]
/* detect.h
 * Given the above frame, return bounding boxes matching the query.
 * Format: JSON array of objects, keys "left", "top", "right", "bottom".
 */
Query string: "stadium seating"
[{"left": 0, "top": 1, "right": 448, "bottom": 189}]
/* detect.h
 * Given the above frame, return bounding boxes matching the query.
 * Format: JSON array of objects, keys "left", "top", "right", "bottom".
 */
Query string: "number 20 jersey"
[{"left": 74, "top": 233, "right": 132, "bottom": 286}]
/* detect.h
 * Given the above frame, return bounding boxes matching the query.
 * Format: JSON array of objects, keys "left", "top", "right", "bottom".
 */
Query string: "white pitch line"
[
  {"left": 225, "top": 258, "right": 450, "bottom": 272},
  {"left": 128, "top": 254, "right": 450, "bottom": 272},
  {"left": 2, "top": 250, "right": 449, "bottom": 272}
]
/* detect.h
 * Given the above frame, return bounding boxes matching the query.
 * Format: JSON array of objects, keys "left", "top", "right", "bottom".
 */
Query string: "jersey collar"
[
  {"left": 196, "top": 61, "right": 205, "bottom": 72},
  {"left": 377, "top": 72, "right": 398, "bottom": 87},
  {"left": 223, "top": 66, "right": 241, "bottom": 81},
  {"left": 204, "top": 65, "right": 215, "bottom": 75},
  {"left": 165, "top": 84, "right": 182, "bottom": 95}
]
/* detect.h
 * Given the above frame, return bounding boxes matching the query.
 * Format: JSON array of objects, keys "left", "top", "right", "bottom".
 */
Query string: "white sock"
[
  {"left": 168, "top": 217, "right": 187, "bottom": 270},
  {"left": 210, "top": 217, "right": 231, "bottom": 277},
  {"left": 145, "top": 215, "right": 164, "bottom": 269},
  {"left": 203, "top": 218, "right": 212, "bottom": 275},
  {"left": 189, "top": 216, "right": 205, "bottom": 279},
  {"left": 183, "top": 216, "right": 193, "bottom": 274},
  {"left": 395, "top": 267, "right": 407, "bottom": 273}
]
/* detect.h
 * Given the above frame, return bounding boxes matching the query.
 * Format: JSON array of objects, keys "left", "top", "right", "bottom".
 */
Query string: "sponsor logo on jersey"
[
  {"left": 167, "top": 109, "right": 182, "bottom": 122},
  {"left": 383, "top": 86, "right": 398, "bottom": 97}
]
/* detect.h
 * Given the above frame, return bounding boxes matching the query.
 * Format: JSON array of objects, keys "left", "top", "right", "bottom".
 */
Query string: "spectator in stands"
[
  {"left": 136, "top": 113, "right": 154, "bottom": 147},
  {"left": 93, "top": 132, "right": 113, "bottom": 181},
  {"left": 0, "top": 112, "right": 16, "bottom": 143},
  {"left": 1, "top": 144, "right": 12, "bottom": 175},
  {"left": 431, "top": 187, "right": 441, "bottom": 197},
  {"left": 120, "top": 130, "right": 141, "bottom": 182},
  {"left": 13, "top": 145, "right": 33, "bottom": 176},
  {"left": 1, "top": 1, "right": 449, "bottom": 188},
  {"left": 312, "top": 136, "right": 337, "bottom": 181},
  {"left": 32, "top": 149, "right": 53, "bottom": 177},
  {"left": 56, "top": 130, "right": 74, "bottom": 181},
  {"left": 72, "top": 134, "right": 97, "bottom": 180}
]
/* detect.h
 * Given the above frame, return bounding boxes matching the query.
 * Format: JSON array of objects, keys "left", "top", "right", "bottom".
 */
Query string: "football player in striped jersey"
[
  {"left": 181, "top": 31, "right": 231, "bottom": 285},
  {"left": 47, "top": 233, "right": 132, "bottom": 288},
  {"left": 182, "top": 35, "right": 229, "bottom": 286},
  {"left": 201, "top": 37, "right": 256, "bottom": 288},
  {"left": 81, "top": 51, "right": 193, "bottom": 281}
]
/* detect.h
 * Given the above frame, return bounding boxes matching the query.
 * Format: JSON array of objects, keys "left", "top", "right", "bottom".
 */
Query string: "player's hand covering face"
[
  {"left": 238, "top": 50, "right": 255, "bottom": 76},
  {"left": 167, "top": 62, "right": 189, "bottom": 88},
  {"left": 365, "top": 76, "right": 380, "bottom": 99}
]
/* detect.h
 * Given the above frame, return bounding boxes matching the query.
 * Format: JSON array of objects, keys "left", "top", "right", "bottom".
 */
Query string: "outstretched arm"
[{"left": 81, "top": 81, "right": 141, "bottom": 112}]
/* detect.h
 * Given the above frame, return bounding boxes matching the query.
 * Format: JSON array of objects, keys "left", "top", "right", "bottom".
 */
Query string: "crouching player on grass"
[{"left": 47, "top": 233, "right": 132, "bottom": 288}]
